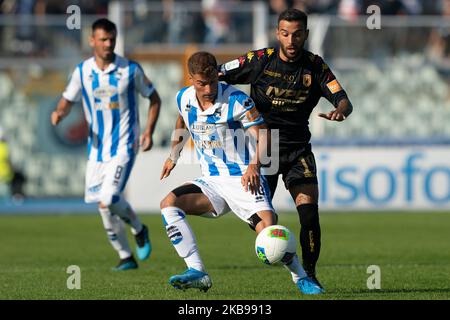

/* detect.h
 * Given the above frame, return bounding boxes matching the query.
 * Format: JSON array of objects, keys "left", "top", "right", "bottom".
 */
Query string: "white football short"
[
  {"left": 85, "top": 154, "right": 135, "bottom": 205},
  {"left": 190, "top": 175, "right": 274, "bottom": 223}
]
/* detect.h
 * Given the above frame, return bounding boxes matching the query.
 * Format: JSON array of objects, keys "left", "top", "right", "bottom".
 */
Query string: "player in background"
[
  {"left": 51, "top": 18, "right": 161, "bottom": 271},
  {"left": 0, "top": 126, "right": 26, "bottom": 201},
  {"left": 219, "top": 8, "right": 353, "bottom": 290},
  {"left": 159, "top": 51, "right": 322, "bottom": 294}
]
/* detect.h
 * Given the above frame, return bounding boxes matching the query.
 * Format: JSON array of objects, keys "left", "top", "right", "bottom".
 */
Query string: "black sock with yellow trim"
[{"left": 296, "top": 203, "right": 321, "bottom": 277}]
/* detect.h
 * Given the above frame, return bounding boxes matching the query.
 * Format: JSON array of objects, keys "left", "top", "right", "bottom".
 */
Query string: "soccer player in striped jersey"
[
  {"left": 159, "top": 52, "right": 322, "bottom": 294},
  {"left": 51, "top": 18, "right": 161, "bottom": 271}
]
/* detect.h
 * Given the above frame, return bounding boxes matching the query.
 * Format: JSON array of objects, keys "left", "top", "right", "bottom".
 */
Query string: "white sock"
[
  {"left": 283, "top": 254, "right": 307, "bottom": 282},
  {"left": 161, "top": 206, "right": 205, "bottom": 272},
  {"left": 99, "top": 207, "right": 132, "bottom": 259},
  {"left": 184, "top": 251, "right": 205, "bottom": 272},
  {"left": 110, "top": 197, "right": 143, "bottom": 235}
]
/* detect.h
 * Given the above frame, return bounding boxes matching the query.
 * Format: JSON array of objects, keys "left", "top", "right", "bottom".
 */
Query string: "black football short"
[{"left": 265, "top": 143, "right": 318, "bottom": 198}]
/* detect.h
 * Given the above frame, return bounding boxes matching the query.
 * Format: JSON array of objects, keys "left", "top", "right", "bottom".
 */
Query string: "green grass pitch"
[{"left": 0, "top": 211, "right": 449, "bottom": 300}]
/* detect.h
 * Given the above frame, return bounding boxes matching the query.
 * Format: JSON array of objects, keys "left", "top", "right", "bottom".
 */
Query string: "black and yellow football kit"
[{"left": 220, "top": 48, "right": 349, "bottom": 279}]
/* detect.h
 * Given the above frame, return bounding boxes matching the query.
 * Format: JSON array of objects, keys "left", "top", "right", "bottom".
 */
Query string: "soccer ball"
[{"left": 255, "top": 225, "right": 296, "bottom": 265}]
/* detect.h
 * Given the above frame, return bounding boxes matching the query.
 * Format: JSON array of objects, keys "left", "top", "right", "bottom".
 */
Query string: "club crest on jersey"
[
  {"left": 114, "top": 71, "right": 122, "bottom": 80},
  {"left": 184, "top": 104, "right": 191, "bottom": 112},
  {"left": 302, "top": 74, "right": 312, "bottom": 87}
]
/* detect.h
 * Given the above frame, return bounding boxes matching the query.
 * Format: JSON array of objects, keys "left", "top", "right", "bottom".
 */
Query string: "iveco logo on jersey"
[
  {"left": 266, "top": 86, "right": 308, "bottom": 100},
  {"left": 191, "top": 122, "right": 216, "bottom": 135},
  {"left": 93, "top": 85, "right": 118, "bottom": 99}
]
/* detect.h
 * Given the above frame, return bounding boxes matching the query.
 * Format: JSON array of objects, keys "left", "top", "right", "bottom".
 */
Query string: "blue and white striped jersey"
[
  {"left": 63, "top": 55, "right": 155, "bottom": 162},
  {"left": 176, "top": 83, "right": 265, "bottom": 177}
]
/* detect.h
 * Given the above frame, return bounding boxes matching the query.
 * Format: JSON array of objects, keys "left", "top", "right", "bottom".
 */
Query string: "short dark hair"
[
  {"left": 92, "top": 18, "right": 117, "bottom": 34},
  {"left": 187, "top": 52, "right": 217, "bottom": 79},
  {"left": 278, "top": 8, "right": 308, "bottom": 28}
]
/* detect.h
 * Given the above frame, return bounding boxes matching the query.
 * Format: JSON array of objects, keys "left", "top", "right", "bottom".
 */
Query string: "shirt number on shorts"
[
  {"left": 256, "top": 185, "right": 265, "bottom": 195},
  {"left": 298, "top": 154, "right": 316, "bottom": 178},
  {"left": 255, "top": 185, "right": 266, "bottom": 202},
  {"left": 113, "top": 166, "right": 124, "bottom": 186}
]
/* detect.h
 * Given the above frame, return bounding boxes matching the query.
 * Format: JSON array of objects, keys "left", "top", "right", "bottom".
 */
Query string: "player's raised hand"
[
  {"left": 140, "top": 132, "right": 153, "bottom": 151},
  {"left": 242, "top": 164, "right": 260, "bottom": 195},
  {"left": 160, "top": 158, "right": 176, "bottom": 180},
  {"left": 318, "top": 109, "right": 347, "bottom": 122}
]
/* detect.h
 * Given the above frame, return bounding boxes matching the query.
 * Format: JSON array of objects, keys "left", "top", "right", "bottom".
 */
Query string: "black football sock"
[{"left": 296, "top": 204, "right": 321, "bottom": 276}]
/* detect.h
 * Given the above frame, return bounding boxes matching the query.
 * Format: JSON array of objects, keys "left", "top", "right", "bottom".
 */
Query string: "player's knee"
[
  {"left": 250, "top": 211, "right": 278, "bottom": 232},
  {"left": 296, "top": 203, "right": 319, "bottom": 228},
  {"left": 161, "top": 184, "right": 201, "bottom": 209},
  {"left": 99, "top": 193, "right": 119, "bottom": 208},
  {"left": 160, "top": 193, "right": 177, "bottom": 209},
  {"left": 109, "top": 195, "right": 128, "bottom": 213}
]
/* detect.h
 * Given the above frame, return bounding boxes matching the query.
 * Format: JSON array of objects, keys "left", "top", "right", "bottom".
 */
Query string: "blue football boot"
[
  {"left": 135, "top": 225, "right": 152, "bottom": 261},
  {"left": 169, "top": 268, "right": 212, "bottom": 292},
  {"left": 112, "top": 255, "right": 138, "bottom": 271},
  {"left": 297, "top": 276, "right": 325, "bottom": 294}
]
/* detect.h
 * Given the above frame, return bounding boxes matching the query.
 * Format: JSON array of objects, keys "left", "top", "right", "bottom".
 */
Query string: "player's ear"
[{"left": 89, "top": 34, "right": 95, "bottom": 48}]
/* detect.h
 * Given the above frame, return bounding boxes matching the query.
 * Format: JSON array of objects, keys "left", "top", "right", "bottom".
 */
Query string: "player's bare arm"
[
  {"left": 51, "top": 98, "right": 74, "bottom": 126},
  {"left": 140, "top": 90, "right": 161, "bottom": 151},
  {"left": 318, "top": 98, "right": 353, "bottom": 122},
  {"left": 160, "top": 114, "right": 188, "bottom": 180},
  {"left": 242, "top": 123, "right": 269, "bottom": 194}
]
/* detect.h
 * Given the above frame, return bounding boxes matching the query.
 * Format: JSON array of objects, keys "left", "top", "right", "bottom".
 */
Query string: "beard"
[
  {"left": 203, "top": 93, "right": 217, "bottom": 101},
  {"left": 280, "top": 44, "right": 302, "bottom": 61},
  {"left": 104, "top": 51, "right": 114, "bottom": 60}
]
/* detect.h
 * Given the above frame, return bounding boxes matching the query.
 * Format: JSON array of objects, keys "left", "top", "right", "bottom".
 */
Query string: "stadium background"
[
  {"left": 0, "top": 0, "right": 449, "bottom": 212},
  {"left": 0, "top": 0, "right": 449, "bottom": 301}
]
